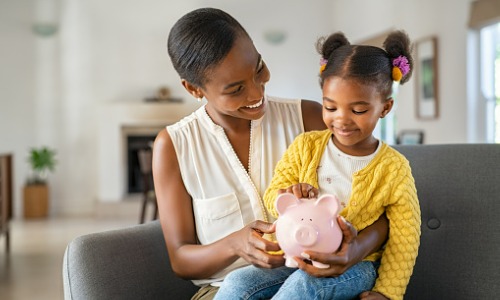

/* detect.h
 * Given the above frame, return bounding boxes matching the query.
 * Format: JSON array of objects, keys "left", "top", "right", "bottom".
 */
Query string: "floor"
[{"left": 0, "top": 200, "right": 146, "bottom": 300}]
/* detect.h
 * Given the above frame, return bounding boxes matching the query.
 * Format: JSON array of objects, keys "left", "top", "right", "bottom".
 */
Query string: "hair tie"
[
  {"left": 319, "top": 57, "right": 328, "bottom": 74},
  {"left": 392, "top": 55, "right": 410, "bottom": 82}
]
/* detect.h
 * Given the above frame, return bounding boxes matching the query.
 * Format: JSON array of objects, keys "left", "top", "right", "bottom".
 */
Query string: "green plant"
[{"left": 27, "top": 147, "right": 57, "bottom": 185}]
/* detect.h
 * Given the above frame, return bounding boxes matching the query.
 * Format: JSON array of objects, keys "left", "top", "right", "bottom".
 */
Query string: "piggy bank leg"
[
  {"left": 312, "top": 261, "right": 329, "bottom": 269},
  {"left": 285, "top": 256, "right": 299, "bottom": 268}
]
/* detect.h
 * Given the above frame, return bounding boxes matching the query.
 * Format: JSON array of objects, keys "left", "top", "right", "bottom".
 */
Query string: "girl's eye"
[
  {"left": 353, "top": 109, "right": 368, "bottom": 115},
  {"left": 324, "top": 106, "right": 336, "bottom": 112}
]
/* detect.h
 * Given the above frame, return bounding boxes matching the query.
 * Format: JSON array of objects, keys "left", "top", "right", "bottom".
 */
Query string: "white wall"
[
  {"left": 0, "top": 0, "right": 37, "bottom": 218},
  {"left": 0, "top": 0, "right": 478, "bottom": 217}
]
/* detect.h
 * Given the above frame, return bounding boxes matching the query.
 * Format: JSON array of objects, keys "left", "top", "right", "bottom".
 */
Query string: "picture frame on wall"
[{"left": 415, "top": 37, "right": 439, "bottom": 119}]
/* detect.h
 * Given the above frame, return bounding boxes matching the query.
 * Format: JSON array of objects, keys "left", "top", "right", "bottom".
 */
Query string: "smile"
[
  {"left": 334, "top": 127, "right": 356, "bottom": 137},
  {"left": 245, "top": 98, "right": 263, "bottom": 109}
]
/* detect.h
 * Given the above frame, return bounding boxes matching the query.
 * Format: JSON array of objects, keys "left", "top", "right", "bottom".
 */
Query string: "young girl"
[{"left": 214, "top": 31, "right": 421, "bottom": 300}]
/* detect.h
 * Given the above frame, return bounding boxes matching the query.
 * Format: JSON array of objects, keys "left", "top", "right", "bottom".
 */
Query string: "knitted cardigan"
[{"left": 263, "top": 130, "right": 421, "bottom": 300}]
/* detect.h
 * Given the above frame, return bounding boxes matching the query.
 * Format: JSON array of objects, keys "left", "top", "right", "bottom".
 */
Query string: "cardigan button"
[{"left": 427, "top": 218, "right": 441, "bottom": 229}]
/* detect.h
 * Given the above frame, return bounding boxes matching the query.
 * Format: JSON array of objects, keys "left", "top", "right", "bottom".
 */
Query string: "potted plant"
[{"left": 23, "top": 147, "right": 57, "bottom": 218}]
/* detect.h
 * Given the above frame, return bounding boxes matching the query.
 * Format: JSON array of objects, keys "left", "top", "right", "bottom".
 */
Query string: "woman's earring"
[{"left": 197, "top": 97, "right": 202, "bottom": 102}]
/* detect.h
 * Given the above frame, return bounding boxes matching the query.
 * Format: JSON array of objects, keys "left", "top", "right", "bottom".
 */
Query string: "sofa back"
[
  {"left": 63, "top": 144, "right": 500, "bottom": 300},
  {"left": 394, "top": 144, "right": 500, "bottom": 299}
]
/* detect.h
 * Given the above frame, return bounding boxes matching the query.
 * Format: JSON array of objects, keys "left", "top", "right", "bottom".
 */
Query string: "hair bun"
[
  {"left": 316, "top": 32, "right": 350, "bottom": 59},
  {"left": 383, "top": 30, "right": 413, "bottom": 84}
]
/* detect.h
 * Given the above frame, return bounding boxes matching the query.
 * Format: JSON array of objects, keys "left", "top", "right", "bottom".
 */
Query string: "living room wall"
[
  {"left": 0, "top": 0, "right": 37, "bottom": 218},
  {"left": 0, "top": 0, "right": 477, "bottom": 218}
]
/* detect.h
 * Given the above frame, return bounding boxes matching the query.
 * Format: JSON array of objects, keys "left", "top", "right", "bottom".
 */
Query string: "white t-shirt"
[{"left": 317, "top": 139, "right": 381, "bottom": 209}]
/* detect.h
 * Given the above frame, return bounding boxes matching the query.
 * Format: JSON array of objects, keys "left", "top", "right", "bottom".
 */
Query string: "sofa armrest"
[{"left": 63, "top": 220, "right": 199, "bottom": 300}]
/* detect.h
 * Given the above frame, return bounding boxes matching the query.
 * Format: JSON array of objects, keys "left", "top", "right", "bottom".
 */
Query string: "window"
[
  {"left": 495, "top": 25, "right": 500, "bottom": 142},
  {"left": 375, "top": 82, "right": 398, "bottom": 145},
  {"left": 467, "top": 0, "right": 500, "bottom": 143},
  {"left": 481, "top": 23, "right": 500, "bottom": 143}
]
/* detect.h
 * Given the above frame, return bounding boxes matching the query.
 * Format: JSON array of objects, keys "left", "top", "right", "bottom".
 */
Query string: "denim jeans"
[{"left": 214, "top": 261, "right": 379, "bottom": 300}]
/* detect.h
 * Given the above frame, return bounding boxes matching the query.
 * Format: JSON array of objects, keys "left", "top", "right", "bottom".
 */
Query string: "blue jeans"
[{"left": 214, "top": 261, "right": 379, "bottom": 300}]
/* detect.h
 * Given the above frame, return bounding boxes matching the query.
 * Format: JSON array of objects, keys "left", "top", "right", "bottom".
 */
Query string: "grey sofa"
[{"left": 63, "top": 144, "right": 500, "bottom": 300}]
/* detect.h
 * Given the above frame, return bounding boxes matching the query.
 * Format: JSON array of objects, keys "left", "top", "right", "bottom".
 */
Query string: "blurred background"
[{"left": 0, "top": 0, "right": 499, "bottom": 219}]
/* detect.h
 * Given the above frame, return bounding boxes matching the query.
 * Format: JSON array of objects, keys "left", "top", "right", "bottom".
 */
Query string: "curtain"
[{"left": 469, "top": 0, "right": 500, "bottom": 29}]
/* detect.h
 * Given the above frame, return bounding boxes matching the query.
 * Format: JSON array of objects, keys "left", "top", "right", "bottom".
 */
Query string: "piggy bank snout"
[{"left": 293, "top": 225, "right": 318, "bottom": 247}]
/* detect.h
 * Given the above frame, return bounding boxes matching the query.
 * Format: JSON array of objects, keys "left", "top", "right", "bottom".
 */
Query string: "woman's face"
[
  {"left": 200, "top": 35, "right": 271, "bottom": 122},
  {"left": 322, "top": 76, "right": 393, "bottom": 156}
]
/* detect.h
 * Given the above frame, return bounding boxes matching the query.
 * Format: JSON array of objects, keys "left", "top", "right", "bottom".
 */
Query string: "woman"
[{"left": 152, "top": 7, "right": 388, "bottom": 300}]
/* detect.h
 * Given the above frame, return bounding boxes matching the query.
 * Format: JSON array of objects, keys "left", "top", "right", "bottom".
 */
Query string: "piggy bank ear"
[
  {"left": 275, "top": 193, "right": 299, "bottom": 215},
  {"left": 315, "top": 194, "right": 340, "bottom": 215}
]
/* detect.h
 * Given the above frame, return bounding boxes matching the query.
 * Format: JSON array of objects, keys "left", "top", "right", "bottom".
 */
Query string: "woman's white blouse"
[{"left": 167, "top": 95, "right": 304, "bottom": 286}]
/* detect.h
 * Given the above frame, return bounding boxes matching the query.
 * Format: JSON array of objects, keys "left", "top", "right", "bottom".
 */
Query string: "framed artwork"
[{"left": 415, "top": 37, "right": 439, "bottom": 119}]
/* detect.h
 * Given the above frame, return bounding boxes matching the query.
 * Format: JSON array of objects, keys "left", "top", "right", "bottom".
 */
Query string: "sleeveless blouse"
[{"left": 167, "top": 95, "right": 304, "bottom": 286}]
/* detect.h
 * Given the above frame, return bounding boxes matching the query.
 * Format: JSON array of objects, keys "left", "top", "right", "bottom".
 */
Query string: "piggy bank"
[{"left": 274, "top": 193, "right": 343, "bottom": 268}]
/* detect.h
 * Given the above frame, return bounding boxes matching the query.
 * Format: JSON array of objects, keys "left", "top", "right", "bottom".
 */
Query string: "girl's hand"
[
  {"left": 231, "top": 220, "right": 285, "bottom": 269},
  {"left": 359, "top": 291, "right": 389, "bottom": 300},
  {"left": 278, "top": 183, "right": 318, "bottom": 199},
  {"left": 294, "top": 216, "right": 364, "bottom": 277}
]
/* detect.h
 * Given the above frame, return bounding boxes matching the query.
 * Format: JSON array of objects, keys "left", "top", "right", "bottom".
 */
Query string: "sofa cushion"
[{"left": 395, "top": 144, "right": 500, "bottom": 299}]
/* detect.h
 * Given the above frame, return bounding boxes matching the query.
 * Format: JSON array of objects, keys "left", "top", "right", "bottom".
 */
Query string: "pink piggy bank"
[{"left": 275, "top": 193, "right": 343, "bottom": 268}]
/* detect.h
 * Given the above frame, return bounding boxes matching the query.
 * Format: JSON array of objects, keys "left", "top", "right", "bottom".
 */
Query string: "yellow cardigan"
[{"left": 263, "top": 130, "right": 421, "bottom": 300}]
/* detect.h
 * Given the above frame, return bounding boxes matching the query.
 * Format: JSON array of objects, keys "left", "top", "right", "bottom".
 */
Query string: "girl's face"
[
  {"left": 322, "top": 76, "right": 393, "bottom": 156},
  {"left": 196, "top": 35, "right": 271, "bottom": 123}
]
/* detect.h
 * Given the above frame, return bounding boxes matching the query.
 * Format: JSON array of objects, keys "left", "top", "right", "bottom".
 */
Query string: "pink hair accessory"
[
  {"left": 392, "top": 55, "right": 410, "bottom": 77},
  {"left": 319, "top": 57, "right": 328, "bottom": 73}
]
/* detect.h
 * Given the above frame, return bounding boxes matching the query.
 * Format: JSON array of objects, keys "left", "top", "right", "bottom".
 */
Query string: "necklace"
[{"left": 248, "top": 120, "right": 253, "bottom": 173}]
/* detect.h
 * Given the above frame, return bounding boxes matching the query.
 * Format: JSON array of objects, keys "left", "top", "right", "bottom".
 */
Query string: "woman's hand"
[
  {"left": 294, "top": 216, "right": 364, "bottom": 277},
  {"left": 278, "top": 183, "right": 318, "bottom": 199},
  {"left": 230, "top": 220, "right": 285, "bottom": 269},
  {"left": 359, "top": 291, "right": 389, "bottom": 300}
]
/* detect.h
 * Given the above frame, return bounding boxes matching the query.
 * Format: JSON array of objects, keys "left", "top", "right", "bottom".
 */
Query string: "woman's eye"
[
  {"left": 257, "top": 60, "right": 265, "bottom": 74},
  {"left": 324, "top": 107, "right": 336, "bottom": 112},
  {"left": 229, "top": 86, "right": 243, "bottom": 95}
]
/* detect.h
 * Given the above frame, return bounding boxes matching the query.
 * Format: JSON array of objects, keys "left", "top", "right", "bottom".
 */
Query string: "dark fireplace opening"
[{"left": 126, "top": 135, "right": 156, "bottom": 194}]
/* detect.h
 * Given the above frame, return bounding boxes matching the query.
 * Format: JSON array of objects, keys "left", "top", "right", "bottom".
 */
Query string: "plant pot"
[{"left": 23, "top": 184, "right": 49, "bottom": 218}]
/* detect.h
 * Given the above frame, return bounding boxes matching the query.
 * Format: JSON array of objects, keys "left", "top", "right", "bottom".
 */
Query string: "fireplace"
[
  {"left": 121, "top": 125, "right": 162, "bottom": 195},
  {"left": 97, "top": 101, "right": 198, "bottom": 202},
  {"left": 126, "top": 134, "right": 156, "bottom": 194}
]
